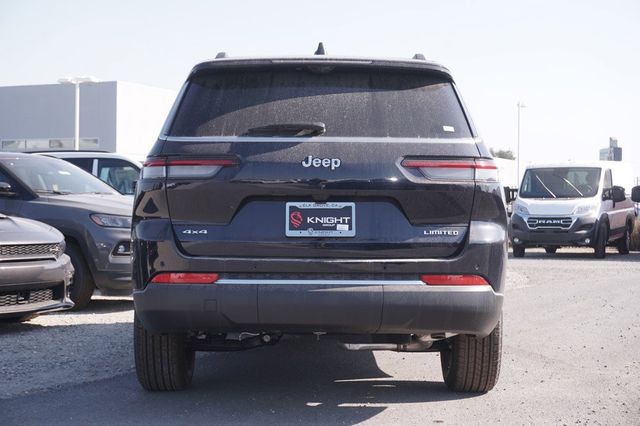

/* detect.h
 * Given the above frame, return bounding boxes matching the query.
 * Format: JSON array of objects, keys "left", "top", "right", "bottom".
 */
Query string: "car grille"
[
  {"left": 0, "top": 288, "right": 55, "bottom": 307},
  {"left": 0, "top": 243, "right": 62, "bottom": 261},
  {"left": 526, "top": 217, "right": 573, "bottom": 229}
]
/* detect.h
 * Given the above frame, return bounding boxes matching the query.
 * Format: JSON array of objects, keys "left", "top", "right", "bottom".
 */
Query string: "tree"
[{"left": 490, "top": 148, "right": 516, "bottom": 160}]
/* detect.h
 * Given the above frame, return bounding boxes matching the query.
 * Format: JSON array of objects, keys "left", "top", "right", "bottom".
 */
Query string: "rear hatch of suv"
[{"left": 150, "top": 61, "right": 485, "bottom": 260}]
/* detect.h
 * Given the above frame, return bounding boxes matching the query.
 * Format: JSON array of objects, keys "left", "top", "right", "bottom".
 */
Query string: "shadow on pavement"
[
  {"left": 0, "top": 296, "right": 132, "bottom": 334},
  {"left": 0, "top": 320, "right": 45, "bottom": 334},
  {"left": 69, "top": 297, "right": 134, "bottom": 315},
  {"left": 3, "top": 335, "right": 478, "bottom": 425},
  {"left": 508, "top": 250, "right": 640, "bottom": 262}
]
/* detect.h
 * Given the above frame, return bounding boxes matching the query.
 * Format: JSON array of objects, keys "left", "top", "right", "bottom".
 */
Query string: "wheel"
[
  {"left": 440, "top": 319, "right": 502, "bottom": 393},
  {"left": 65, "top": 242, "right": 95, "bottom": 310},
  {"left": 616, "top": 222, "right": 631, "bottom": 255},
  {"left": 134, "top": 313, "right": 195, "bottom": 391},
  {"left": 512, "top": 245, "right": 525, "bottom": 258},
  {"left": 594, "top": 221, "right": 608, "bottom": 259},
  {"left": 545, "top": 247, "right": 557, "bottom": 254}
]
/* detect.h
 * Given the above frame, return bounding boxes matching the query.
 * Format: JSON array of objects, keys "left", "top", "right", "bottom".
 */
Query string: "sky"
[{"left": 1, "top": 0, "right": 639, "bottom": 181}]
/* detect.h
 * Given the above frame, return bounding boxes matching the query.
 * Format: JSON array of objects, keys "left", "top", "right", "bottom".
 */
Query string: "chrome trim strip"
[
  {"left": 158, "top": 136, "right": 478, "bottom": 144},
  {"left": 523, "top": 215, "right": 576, "bottom": 230},
  {"left": 216, "top": 279, "right": 424, "bottom": 286}
]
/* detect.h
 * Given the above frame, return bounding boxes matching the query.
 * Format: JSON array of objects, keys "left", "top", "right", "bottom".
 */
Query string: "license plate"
[{"left": 286, "top": 202, "right": 355, "bottom": 237}]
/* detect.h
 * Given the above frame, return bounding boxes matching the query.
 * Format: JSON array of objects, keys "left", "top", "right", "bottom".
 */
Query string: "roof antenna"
[
  {"left": 412, "top": 53, "right": 425, "bottom": 60},
  {"left": 215, "top": 52, "right": 227, "bottom": 59},
  {"left": 314, "top": 42, "right": 326, "bottom": 55}
]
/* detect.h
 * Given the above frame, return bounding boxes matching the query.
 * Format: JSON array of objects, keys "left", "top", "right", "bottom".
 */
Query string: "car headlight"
[
  {"left": 573, "top": 204, "right": 597, "bottom": 216},
  {"left": 513, "top": 204, "right": 530, "bottom": 215},
  {"left": 90, "top": 214, "right": 132, "bottom": 228}
]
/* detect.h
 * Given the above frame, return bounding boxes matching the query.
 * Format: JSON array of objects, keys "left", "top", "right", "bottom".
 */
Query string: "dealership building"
[{"left": 0, "top": 81, "right": 177, "bottom": 160}]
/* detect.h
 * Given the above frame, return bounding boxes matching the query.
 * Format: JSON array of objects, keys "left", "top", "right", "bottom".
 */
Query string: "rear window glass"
[{"left": 168, "top": 68, "right": 472, "bottom": 138}]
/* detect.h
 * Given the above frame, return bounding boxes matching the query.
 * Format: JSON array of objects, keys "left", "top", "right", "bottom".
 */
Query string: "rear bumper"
[
  {"left": 132, "top": 219, "right": 506, "bottom": 337},
  {"left": 510, "top": 214, "right": 597, "bottom": 247},
  {"left": 134, "top": 281, "right": 503, "bottom": 337}
]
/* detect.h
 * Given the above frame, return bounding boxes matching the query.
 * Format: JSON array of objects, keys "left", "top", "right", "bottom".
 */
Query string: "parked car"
[
  {"left": 0, "top": 153, "right": 133, "bottom": 309},
  {"left": 509, "top": 162, "right": 637, "bottom": 258},
  {"left": 33, "top": 151, "right": 140, "bottom": 195},
  {"left": 0, "top": 213, "right": 74, "bottom": 322},
  {"left": 132, "top": 48, "right": 507, "bottom": 392}
]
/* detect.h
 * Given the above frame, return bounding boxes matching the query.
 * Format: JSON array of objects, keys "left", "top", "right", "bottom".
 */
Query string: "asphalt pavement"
[{"left": 1, "top": 248, "right": 639, "bottom": 425}]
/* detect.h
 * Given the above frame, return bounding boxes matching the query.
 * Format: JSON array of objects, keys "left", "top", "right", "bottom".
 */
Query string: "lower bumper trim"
[{"left": 134, "top": 282, "right": 502, "bottom": 338}]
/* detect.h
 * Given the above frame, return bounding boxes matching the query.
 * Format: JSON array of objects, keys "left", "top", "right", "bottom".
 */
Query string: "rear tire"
[
  {"left": 594, "top": 221, "right": 608, "bottom": 259},
  {"left": 513, "top": 246, "right": 525, "bottom": 258},
  {"left": 616, "top": 223, "right": 631, "bottom": 255},
  {"left": 545, "top": 247, "right": 557, "bottom": 254},
  {"left": 134, "top": 313, "right": 195, "bottom": 391},
  {"left": 440, "top": 319, "right": 502, "bottom": 393},
  {"left": 65, "top": 242, "right": 95, "bottom": 310}
]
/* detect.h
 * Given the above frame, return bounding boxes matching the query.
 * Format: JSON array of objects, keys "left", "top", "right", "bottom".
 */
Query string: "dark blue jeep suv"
[{"left": 132, "top": 48, "right": 507, "bottom": 392}]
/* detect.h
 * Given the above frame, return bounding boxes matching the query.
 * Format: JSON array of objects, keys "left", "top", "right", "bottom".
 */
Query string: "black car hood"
[
  {"left": 40, "top": 194, "right": 133, "bottom": 216},
  {"left": 0, "top": 214, "right": 63, "bottom": 245}
]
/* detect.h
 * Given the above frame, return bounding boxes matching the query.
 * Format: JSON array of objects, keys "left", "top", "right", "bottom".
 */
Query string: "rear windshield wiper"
[{"left": 244, "top": 122, "right": 326, "bottom": 137}]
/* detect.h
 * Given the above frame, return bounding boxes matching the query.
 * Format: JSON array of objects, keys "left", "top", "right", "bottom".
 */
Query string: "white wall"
[
  {"left": 115, "top": 82, "right": 177, "bottom": 160},
  {"left": 0, "top": 82, "right": 117, "bottom": 150},
  {"left": 0, "top": 81, "right": 175, "bottom": 157},
  {"left": 494, "top": 158, "right": 518, "bottom": 188}
]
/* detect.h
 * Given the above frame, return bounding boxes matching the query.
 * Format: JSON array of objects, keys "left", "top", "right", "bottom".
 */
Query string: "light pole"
[
  {"left": 516, "top": 101, "right": 526, "bottom": 183},
  {"left": 57, "top": 76, "right": 99, "bottom": 150}
]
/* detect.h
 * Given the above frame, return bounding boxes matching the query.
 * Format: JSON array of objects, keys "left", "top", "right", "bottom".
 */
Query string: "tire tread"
[
  {"left": 441, "top": 320, "right": 501, "bottom": 393},
  {"left": 65, "top": 242, "right": 94, "bottom": 310},
  {"left": 134, "top": 314, "right": 194, "bottom": 391}
]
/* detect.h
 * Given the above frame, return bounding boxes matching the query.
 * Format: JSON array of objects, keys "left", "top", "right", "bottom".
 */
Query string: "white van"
[{"left": 509, "top": 162, "right": 638, "bottom": 258}]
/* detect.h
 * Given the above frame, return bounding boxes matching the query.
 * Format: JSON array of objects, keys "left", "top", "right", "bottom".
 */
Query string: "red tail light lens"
[
  {"left": 401, "top": 158, "right": 498, "bottom": 181},
  {"left": 150, "top": 272, "right": 220, "bottom": 284},
  {"left": 142, "top": 158, "right": 239, "bottom": 179},
  {"left": 420, "top": 274, "right": 489, "bottom": 286}
]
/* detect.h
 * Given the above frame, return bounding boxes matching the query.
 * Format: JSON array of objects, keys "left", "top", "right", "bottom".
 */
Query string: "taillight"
[
  {"left": 420, "top": 274, "right": 489, "bottom": 286},
  {"left": 150, "top": 272, "right": 220, "bottom": 284},
  {"left": 141, "top": 159, "right": 167, "bottom": 179},
  {"left": 401, "top": 158, "right": 498, "bottom": 181},
  {"left": 142, "top": 158, "right": 239, "bottom": 179}
]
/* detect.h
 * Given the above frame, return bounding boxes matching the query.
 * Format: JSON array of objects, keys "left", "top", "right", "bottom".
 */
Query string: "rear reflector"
[
  {"left": 142, "top": 158, "right": 239, "bottom": 179},
  {"left": 401, "top": 158, "right": 498, "bottom": 181},
  {"left": 420, "top": 274, "right": 489, "bottom": 286},
  {"left": 150, "top": 272, "right": 220, "bottom": 284}
]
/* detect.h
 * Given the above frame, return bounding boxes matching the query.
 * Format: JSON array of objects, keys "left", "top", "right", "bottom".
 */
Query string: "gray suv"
[
  {"left": 0, "top": 153, "right": 133, "bottom": 309},
  {"left": 0, "top": 214, "right": 74, "bottom": 322}
]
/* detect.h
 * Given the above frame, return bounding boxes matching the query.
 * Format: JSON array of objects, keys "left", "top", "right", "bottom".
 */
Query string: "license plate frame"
[{"left": 285, "top": 202, "right": 356, "bottom": 237}]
